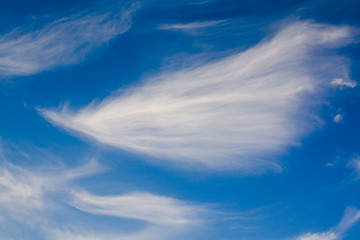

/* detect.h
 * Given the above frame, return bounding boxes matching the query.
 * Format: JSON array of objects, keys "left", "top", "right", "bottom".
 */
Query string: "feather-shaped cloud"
[{"left": 41, "top": 21, "right": 353, "bottom": 171}]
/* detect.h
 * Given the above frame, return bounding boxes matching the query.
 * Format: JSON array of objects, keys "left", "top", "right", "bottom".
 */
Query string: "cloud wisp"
[
  {"left": 331, "top": 78, "right": 358, "bottom": 89},
  {"left": 70, "top": 191, "right": 203, "bottom": 226},
  {"left": 52, "top": 190, "right": 206, "bottom": 240},
  {"left": 41, "top": 21, "right": 353, "bottom": 171},
  {"left": 0, "top": 1, "right": 138, "bottom": 77},
  {"left": 348, "top": 157, "right": 360, "bottom": 179},
  {"left": 158, "top": 20, "right": 228, "bottom": 34},
  {"left": 333, "top": 114, "right": 343, "bottom": 123},
  {"left": 295, "top": 207, "right": 360, "bottom": 240},
  {"left": 49, "top": 225, "right": 188, "bottom": 240},
  {"left": 0, "top": 144, "right": 207, "bottom": 240},
  {"left": 0, "top": 159, "right": 103, "bottom": 215}
]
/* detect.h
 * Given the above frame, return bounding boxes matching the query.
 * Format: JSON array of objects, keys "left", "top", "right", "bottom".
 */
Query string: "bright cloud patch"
[
  {"left": 0, "top": 1, "right": 137, "bottom": 77},
  {"left": 41, "top": 21, "right": 352, "bottom": 170}
]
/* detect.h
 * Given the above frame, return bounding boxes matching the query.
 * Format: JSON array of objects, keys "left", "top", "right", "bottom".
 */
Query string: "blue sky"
[{"left": 0, "top": 0, "right": 360, "bottom": 239}]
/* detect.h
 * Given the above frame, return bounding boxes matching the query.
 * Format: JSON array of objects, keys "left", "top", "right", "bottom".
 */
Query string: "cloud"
[
  {"left": 49, "top": 226, "right": 185, "bottom": 240},
  {"left": 331, "top": 78, "right": 357, "bottom": 89},
  {"left": 297, "top": 232, "right": 337, "bottom": 240},
  {"left": 158, "top": 20, "right": 228, "bottom": 34},
  {"left": 41, "top": 21, "right": 353, "bottom": 171},
  {"left": 70, "top": 191, "right": 203, "bottom": 226},
  {"left": 0, "top": 144, "right": 206, "bottom": 240},
  {"left": 295, "top": 207, "right": 360, "bottom": 240},
  {"left": 0, "top": 160, "right": 205, "bottom": 240},
  {"left": 348, "top": 157, "right": 360, "bottom": 178},
  {"left": 0, "top": 155, "right": 106, "bottom": 239},
  {"left": 0, "top": 159, "right": 103, "bottom": 214},
  {"left": 0, "top": 1, "right": 138, "bottom": 77},
  {"left": 49, "top": 192, "right": 204, "bottom": 240},
  {"left": 333, "top": 114, "right": 343, "bottom": 123},
  {"left": 0, "top": 153, "right": 202, "bottom": 226},
  {"left": 48, "top": 191, "right": 205, "bottom": 240}
]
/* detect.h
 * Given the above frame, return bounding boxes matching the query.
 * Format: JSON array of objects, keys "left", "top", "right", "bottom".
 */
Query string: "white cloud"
[
  {"left": 348, "top": 157, "right": 360, "bottom": 178},
  {"left": 0, "top": 1, "right": 138, "bottom": 77},
  {"left": 0, "top": 149, "right": 205, "bottom": 225},
  {"left": 0, "top": 156, "right": 107, "bottom": 239},
  {"left": 0, "top": 144, "right": 206, "bottom": 240},
  {"left": 0, "top": 159, "right": 103, "bottom": 214},
  {"left": 48, "top": 191, "right": 205, "bottom": 240},
  {"left": 0, "top": 161, "right": 203, "bottom": 240},
  {"left": 297, "top": 232, "right": 337, "bottom": 240},
  {"left": 41, "top": 21, "right": 353, "bottom": 171},
  {"left": 295, "top": 207, "right": 360, "bottom": 240},
  {"left": 158, "top": 20, "right": 228, "bottom": 34},
  {"left": 333, "top": 114, "right": 343, "bottom": 123},
  {"left": 49, "top": 226, "right": 184, "bottom": 240},
  {"left": 331, "top": 78, "right": 357, "bottom": 88},
  {"left": 70, "top": 191, "right": 203, "bottom": 226}
]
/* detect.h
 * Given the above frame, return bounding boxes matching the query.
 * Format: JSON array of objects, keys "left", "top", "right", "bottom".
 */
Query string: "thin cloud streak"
[
  {"left": 52, "top": 191, "right": 206, "bottom": 240},
  {"left": 0, "top": 1, "right": 138, "bottom": 77},
  {"left": 158, "top": 20, "right": 228, "bottom": 33},
  {"left": 49, "top": 226, "right": 186, "bottom": 240},
  {"left": 295, "top": 207, "right": 360, "bottom": 240},
  {"left": 70, "top": 191, "right": 204, "bottom": 225},
  {"left": 41, "top": 21, "right": 353, "bottom": 171}
]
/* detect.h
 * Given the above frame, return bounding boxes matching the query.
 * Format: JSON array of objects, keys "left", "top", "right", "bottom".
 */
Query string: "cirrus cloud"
[
  {"left": 41, "top": 21, "right": 354, "bottom": 171},
  {"left": 0, "top": 1, "right": 138, "bottom": 78}
]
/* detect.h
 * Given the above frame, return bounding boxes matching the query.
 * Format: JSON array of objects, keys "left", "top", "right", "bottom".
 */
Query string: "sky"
[{"left": 0, "top": 0, "right": 360, "bottom": 239}]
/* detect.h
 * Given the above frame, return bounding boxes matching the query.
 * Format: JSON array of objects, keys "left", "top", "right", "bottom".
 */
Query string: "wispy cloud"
[
  {"left": 295, "top": 207, "right": 360, "bottom": 240},
  {"left": 333, "top": 114, "right": 343, "bottom": 123},
  {"left": 0, "top": 1, "right": 138, "bottom": 77},
  {"left": 41, "top": 21, "right": 354, "bottom": 171},
  {"left": 158, "top": 20, "right": 228, "bottom": 34},
  {"left": 49, "top": 225, "right": 186, "bottom": 240},
  {"left": 348, "top": 157, "right": 360, "bottom": 178},
  {"left": 297, "top": 232, "right": 337, "bottom": 240},
  {"left": 0, "top": 159, "right": 103, "bottom": 215},
  {"left": 52, "top": 190, "right": 206, "bottom": 240},
  {"left": 0, "top": 156, "right": 106, "bottom": 239},
  {"left": 0, "top": 143, "right": 207, "bottom": 240},
  {"left": 70, "top": 191, "right": 203, "bottom": 225},
  {"left": 331, "top": 78, "right": 357, "bottom": 89}
]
